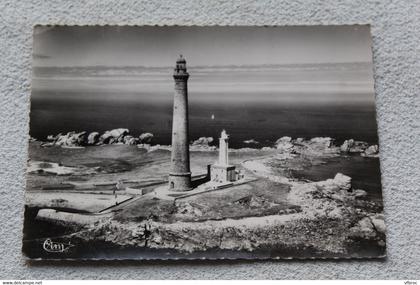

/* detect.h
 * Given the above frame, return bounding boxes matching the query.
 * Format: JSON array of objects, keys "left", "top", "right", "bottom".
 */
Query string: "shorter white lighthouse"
[
  {"left": 218, "top": 130, "right": 229, "bottom": 166},
  {"left": 210, "top": 130, "right": 236, "bottom": 183}
]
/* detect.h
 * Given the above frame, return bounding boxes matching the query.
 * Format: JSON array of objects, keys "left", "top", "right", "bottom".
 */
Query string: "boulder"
[
  {"left": 100, "top": 128, "right": 129, "bottom": 144},
  {"left": 123, "top": 135, "right": 139, "bottom": 145},
  {"left": 340, "top": 139, "right": 354, "bottom": 152},
  {"left": 117, "top": 134, "right": 125, "bottom": 143},
  {"left": 109, "top": 128, "right": 129, "bottom": 138},
  {"left": 277, "top": 136, "right": 292, "bottom": 143},
  {"left": 359, "top": 218, "right": 377, "bottom": 238},
  {"left": 75, "top": 131, "right": 87, "bottom": 145},
  {"left": 192, "top": 136, "right": 213, "bottom": 146},
  {"left": 139, "top": 132, "right": 154, "bottom": 144},
  {"left": 315, "top": 173, "right": 351, "bottom": 193},
  {"left": 333, "top": 173, "right": 352, "bottom": 191},
  {"left": 349, "top": 217, "right": 377, "bottom": 240},
  {"left": 363, "top": 145, "right": 379, "bottom": 157},
  {"left": 47, "top": 133, "right": 61, "bottom": 142},
  {"left": 99, "top": 133, "right": 111, "bottom": 144},
  {"left": 340, "top": 139, "right": 370, "bottom": 153},
  {"left": 351, "top": 141, "right": 369, "bottom": 153},
  {"left": 275, "top": 136, "right": 293, "bottom": 150},
  {"left": 352, "top": 141, "right": 369, "bottom": 152},
  {"left": 87, "top": 132, "right": 100, "bottom": 145},
  {"left": 354, "top": 189, "right": 368, "bottom": 199},
  {"left": 371, "top": 217, "right": 386, "bottom": 234},
  {"left": 54, "top": 131, "right": 86, "bottom": 146},
  {"left": 54, "top": 133, "right": 69, "bottom": 146},
  {"left": 310, "top": 137, "right": 332, "bottom": 148},
  {"left": 349, "top": 226, "right": 376, "bottom": 239},
  {"left": 358, "top": 217, "right": 374, "bottom": 230},
  {"left": 295, "top": 138, "right": 304, "bottom": 144},
  {"left": 190, "top": 137, "right": 216, "bottom": 151},
  {"left": 123, "top": 135, "right": 132, "bottom": 144}
]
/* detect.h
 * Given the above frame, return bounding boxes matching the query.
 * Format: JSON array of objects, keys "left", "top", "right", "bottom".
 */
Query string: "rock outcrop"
[
  {"left": 310, "top": 137, "right": 333, "bottom": 148},
  {"left": 340, "top": 139, "right": 369, "bottom": 153},
  {"left": 122, "top": 135, "right": 139, "bottom": 145},
  {"left": 190, "top": 137, "right": 216, "bottom": 151},
  {"left": 192, "top": 136, "right": 213, "bottom": 146},
  {"left": 348, "top": 214, "right": 386, "bottom": 245},
  {"left": 272, "top": 136, "right": 378, "bottom": 158},
  {"left": 295, "top": 137, "right": 338, "bottom": 156},
  {"left": 371, "top": 215, "right": 386, "bottom": 234},
  {"left": 275, "top": 136, "right": 293, "bottom": 151},
  {"left": 99, "top": 128, "right": 129, "bottom": 144},
  {"left": 340, "top": 139, "right": 380, "bottom": 157},
  {"left": 42, "top": 129, "right": 155, "bottom": 148},
  {"left": 46, "top": 131, "right": 87, "bottom": 147},
  {"left": 332, "top": 173, "right": 352, "bottom": 191},
  {"left": 40, "top": 130, "right": 380, "bottom": 163},
  {"left": 354, "top": 189, "right": 368, "bottom": 199},
  {"left": 362, "top": 145, "right": 379, "bottom": 157},
  {"left": 287, "top": 171, "right": 385, "bottom": 248},
  {"left": 87, "top": 132, "right": 100, "bottom": 145},
  {"left": 139, "top": 132, "right": 154, "bottom": 144},
  {"left": 340, "top": 139, "right": 354, "bottom": 152}
]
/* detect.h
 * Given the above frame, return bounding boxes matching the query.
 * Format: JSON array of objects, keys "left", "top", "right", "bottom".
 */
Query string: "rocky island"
[{"left": 24, "top": 128, "right": 384, "bottom": 259}]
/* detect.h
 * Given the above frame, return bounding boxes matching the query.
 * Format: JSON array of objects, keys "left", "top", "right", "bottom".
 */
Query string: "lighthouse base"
[
  {"left": 210, "top": 164, "right": 236, "bottom": 184},
  {"left": 168, "top": 172, "right": 193, "bottom": 192}
]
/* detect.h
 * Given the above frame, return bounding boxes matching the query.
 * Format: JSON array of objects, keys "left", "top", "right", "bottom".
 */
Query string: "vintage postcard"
[{"left": 23, "top": 25, "right": 385, "bottom": 260}]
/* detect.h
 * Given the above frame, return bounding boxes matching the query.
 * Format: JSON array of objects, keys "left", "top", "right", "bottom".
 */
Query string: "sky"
[
  {"left": 31, "top": 25, "right": 376, "bottom": 106},
  {"left": 33, "top": 25, "right": 373, "bottom": 67}
]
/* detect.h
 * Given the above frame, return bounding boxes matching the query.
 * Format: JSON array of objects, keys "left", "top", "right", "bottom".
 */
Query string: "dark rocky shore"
[{"left": 32, "top": 128, "right": 379, "bottom": 157}]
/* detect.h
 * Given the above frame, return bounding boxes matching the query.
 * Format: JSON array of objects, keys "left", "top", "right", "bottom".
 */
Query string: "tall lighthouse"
[{"left": 169, "top": 55, "right": 192, "bottom": 191}]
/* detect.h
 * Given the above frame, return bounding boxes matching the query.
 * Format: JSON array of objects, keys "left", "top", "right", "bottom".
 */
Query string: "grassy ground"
[
  {"left": 26, "top": 142, "right": 289, "bottom": 217},
  {"left": 114, "top": 178, "right": 295, "bottom": 224}
]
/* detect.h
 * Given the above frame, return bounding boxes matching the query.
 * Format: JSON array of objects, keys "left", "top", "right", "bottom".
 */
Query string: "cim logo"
[{"left": 42, "top": 238, "right": 74, "bottom": 253}]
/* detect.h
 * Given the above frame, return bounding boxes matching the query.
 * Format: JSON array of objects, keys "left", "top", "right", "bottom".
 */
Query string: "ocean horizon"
[{"left": 30, "top": 63, "right": 378, "bottom": 148}]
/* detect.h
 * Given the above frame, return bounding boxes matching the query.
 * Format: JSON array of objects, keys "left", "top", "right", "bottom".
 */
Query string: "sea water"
[{"left": 30, "top": 96, "right": 378, "bottom": 148}]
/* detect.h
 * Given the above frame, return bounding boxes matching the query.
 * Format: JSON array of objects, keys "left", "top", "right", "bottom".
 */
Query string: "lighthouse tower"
[
  {"left": 210, "top": 130, "right": 237, "bottom": 184},
  {"left": 218, "top": 130, "right": 229, "bottom": 166},
  {"left": 169, "top": 55, "right": 192, "bottom": 191}
]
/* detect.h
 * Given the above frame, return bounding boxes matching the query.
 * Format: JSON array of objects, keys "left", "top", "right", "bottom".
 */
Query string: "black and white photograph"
[{"left": 23, "top": 25, "right": 385, "bottom": 260}]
